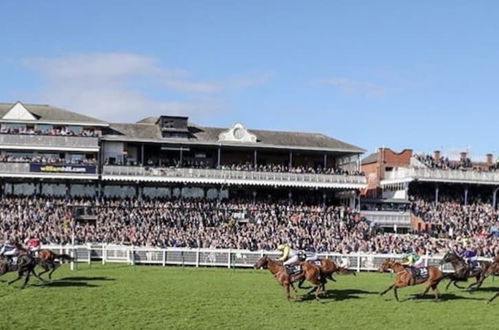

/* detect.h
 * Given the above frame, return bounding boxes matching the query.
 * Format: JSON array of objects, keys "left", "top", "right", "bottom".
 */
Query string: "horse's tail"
[{"left": 54, "top": 254, "right": 74, "bottom": 263}]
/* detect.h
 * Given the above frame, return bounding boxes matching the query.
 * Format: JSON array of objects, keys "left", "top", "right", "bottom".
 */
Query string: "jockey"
[
  {"left": 0, "top": 240, "right": 18, "bottom": 264},
  {"left": 277, "top": 244, "right": 304, "bottom": 266},
  {"left": 401, "top": 252, "right": 424, "bottom": 269},
  {"left": 25, "top": 236, "right": 41, "bottom": 256},
  {"left": 459, "top": 246, "right": 478, "bottom": 269}
]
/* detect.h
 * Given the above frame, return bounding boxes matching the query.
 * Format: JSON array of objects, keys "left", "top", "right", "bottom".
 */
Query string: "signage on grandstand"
[{"left": 29, "top": 163, "right": 97, "bottom": 174}]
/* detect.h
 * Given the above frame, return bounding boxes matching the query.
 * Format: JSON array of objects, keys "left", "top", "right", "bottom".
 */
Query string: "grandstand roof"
[
  {"left": 104, "top": 119, "right": 365, "bottom": 153},
  {"left": 0, "top": 102, "right": 108, "bottom": 126},
  {"left": 362, "top": 152, "right": 379, "bottom": 165}
]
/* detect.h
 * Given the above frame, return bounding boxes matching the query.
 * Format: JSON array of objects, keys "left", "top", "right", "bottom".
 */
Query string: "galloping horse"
[
  {"left": 18, "top": 246, "right": 73, "bottom": 280},
  {"left": 254, "top": 255, "right": 325, "bottom": 301},
  {"left": 0, "top": 254, "right": 44, "bottom": 288},
  {"left": 297, "top": 258, "right": 355, "bottom": 289},
  {"left": 439, "top": 251, "right": 491, "bottom": 291},
  {"left": 486, "top": 258, "right": 499, "bottom": 304},
  {"left": 35, "top": 249, "right": 73, "bottom": 280},
  {"left": 378, "top": 258, "right": 446, "bottom": 301}
]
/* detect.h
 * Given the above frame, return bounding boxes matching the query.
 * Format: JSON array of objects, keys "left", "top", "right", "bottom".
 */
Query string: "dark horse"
[
  {"left": 439, "top": 251, "right": 491, "bottom": 291},
  {"left": 0, "top": 254, "right": 45, "bottom": 288}
]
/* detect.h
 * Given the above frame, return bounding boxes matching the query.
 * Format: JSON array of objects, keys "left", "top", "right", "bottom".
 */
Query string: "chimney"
[
  {"left": 433, "top": 150, "right": 441, "bottom": 161},
  {"left": 486, "top": 154, "right": 493, "bottom": 167},
  {"left": 460, "top": 152, "right": 468, "bottom": 161}
]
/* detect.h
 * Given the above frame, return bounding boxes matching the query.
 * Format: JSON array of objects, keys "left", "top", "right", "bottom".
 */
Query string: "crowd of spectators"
[
  {"left": 0, "top": 126, "right": 99, "bottom": 137},
  {"left": 414, "top": 153, "right": 498, "bottom": 172},
  {"left": 109, "top": 157, "right": 364, "bottom": 176},
  {"left": 220, "top": 162, "right": 363, "bottom": 176},
  {"left": 0, "top": 195, "right": 497, "bottom": 257}
]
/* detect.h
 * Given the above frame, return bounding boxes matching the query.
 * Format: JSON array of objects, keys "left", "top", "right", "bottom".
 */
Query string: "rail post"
[
  {"left": 102, "top": 244, "right": 106, "bottom": 265},
  {"left": 162, "top": 249, "right": 166, "bottom": 267},
  {"left": 228, "top": 249, "right": 232, "bottom": 269},
  {"left": 356, "top": 253, "right": 361, "bottom": 272},
  {"left": 196, "top": 248, "right": 200, "bottom": 267}
]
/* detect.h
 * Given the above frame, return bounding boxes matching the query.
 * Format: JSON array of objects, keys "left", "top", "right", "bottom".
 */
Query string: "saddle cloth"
[
  {"left": 285, "top": 264, "right": 302, "bottom": 276},
  {"left": 310, "top": 259, "right": 322, "bottom": 266},
  {"left": 409, "top": 267, "right": 429, "bottom": 281}
]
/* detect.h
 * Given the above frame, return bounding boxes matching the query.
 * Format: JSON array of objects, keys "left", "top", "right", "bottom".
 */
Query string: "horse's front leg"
[
  {"left": 380, "top": 284, "right": 394, "bottom": 296},
  {"left": 284, "top": 283, "right": 294, "bottom": 301},
  {"left": 7, "top": 271, "right": 24, "bottom": 286},
  {"left": 297, "top": 277, "right": 306, "bottom": 289},
  {"left": 31, "top": 268, "right": 46, "bottom": 283},
  {"left": 419, "top": 282, "right": 432, "bottom": 298},
  {"left": 393, "top": 287, "right": 400, "bottom": 302}
]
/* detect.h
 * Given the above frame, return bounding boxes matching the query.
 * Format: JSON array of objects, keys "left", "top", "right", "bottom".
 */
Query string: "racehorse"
[
  {"left": 439, "top": 251, "right": 491, "bottom": 291},
  {"left": 18, "top": 245, "right": 73, "bottom": 280},
  {"left": 378, "top": 258, "right": 446, "bottom": 301},
  {"left": 35, "top": 249, "right": 73, "bottom": 280},
  {"left": 0, "top": 254, "right": 45, "bottom": 288},
  {"left": 297, "top": 258, "right": 355, "bottom": 289},
  {"left": 486, "top": 258, "right": 499, "bottom": 304},
  {"left": 254, "top": 255, "right": 325, "bottom": 301}
]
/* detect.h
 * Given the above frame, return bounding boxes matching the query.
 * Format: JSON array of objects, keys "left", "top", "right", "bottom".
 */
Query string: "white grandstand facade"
[{"left": 0, "top": 101, "right": 367, "bottom": 206}]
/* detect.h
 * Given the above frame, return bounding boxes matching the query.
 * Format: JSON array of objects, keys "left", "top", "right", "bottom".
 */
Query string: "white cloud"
[
  {"left": 23, "top": 52, "right": 270, "bottom": 121},
  {"left": 319, "top": 77, "right": 387, "bottom": 98}
]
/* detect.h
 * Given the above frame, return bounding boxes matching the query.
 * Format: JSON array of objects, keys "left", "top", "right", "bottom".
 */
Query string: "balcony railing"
[
  {"left": 361, "top": 211, "right": 411, "bottom": 227},
  {"left": 0, "top": 162, "right": 98, "bottom": 179},
  {"left": 383, "top": 167, "right": 499, "bottom": 185},
  {"left": 0, "top": 134, "right": 99, "bottom": 150},
  {"left": 102, "top": 165, "right": 367, "bottom": 188}
]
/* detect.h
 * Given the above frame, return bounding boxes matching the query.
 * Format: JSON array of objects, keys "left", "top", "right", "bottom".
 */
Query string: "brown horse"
[
  {"left": 298, "top": 258, "right": 355, "bottom": 289},
  {"left": 254, "top": 255, "right": 325, "bottom": 301},
  {"left": 486, "top": 259, "right": 499, "bottom": 304},
  {"left": 378, "top": 258, "right": 446, "bottom": 301},
  {"left": 36, "top": 249, "right": 73, "bottom": 280}
]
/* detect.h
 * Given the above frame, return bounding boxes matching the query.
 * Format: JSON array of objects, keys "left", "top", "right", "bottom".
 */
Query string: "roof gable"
[{"left": 2, "top": 102, "right": 38, "bottom": 121}]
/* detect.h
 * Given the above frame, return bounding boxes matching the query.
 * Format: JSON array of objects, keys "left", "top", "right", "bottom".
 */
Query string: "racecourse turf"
[{"left": 0, "top": 264, "right": 498, "bottom": 330}]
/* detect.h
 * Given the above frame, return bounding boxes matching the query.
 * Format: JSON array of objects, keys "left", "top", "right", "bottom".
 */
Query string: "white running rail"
[{"left": 45, "top": 244, "right": 492, "bottom": 273}]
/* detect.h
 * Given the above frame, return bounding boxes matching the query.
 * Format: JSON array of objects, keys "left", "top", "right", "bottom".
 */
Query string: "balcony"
[
  {"left": 361, "top": 211, "right": 411, "bottom": 228},
  {"left": 0, "top": 162, "right": 98, "bottom": 180},
  {"left": 383, "top": 167, "right": 499, "bottom": 185},
  {"left": 102, "top": 165, "right": 367, "bottom": 189},
  {"left": 0, "top": 134, "right": 99, "bottom": 151}
]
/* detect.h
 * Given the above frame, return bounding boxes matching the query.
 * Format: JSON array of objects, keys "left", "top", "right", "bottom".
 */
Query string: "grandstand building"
[
  {"left": 361, "top": 147, "right": 499, "bottom": 231},
  {"left": 0, "top": 101, "right": 366, "bottom": 206}
]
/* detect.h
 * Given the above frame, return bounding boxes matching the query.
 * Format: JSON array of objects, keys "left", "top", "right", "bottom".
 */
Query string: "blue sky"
[{"left": 1, "top": 1, "right": 499, "bottom": 159}]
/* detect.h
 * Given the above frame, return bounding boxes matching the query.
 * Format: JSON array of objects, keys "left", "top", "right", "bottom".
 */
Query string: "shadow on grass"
[
  {"left": 58, "top": 276, "right": 115, "bottom": 282},
  {"left": 34, "top": 281, "right": 99, "bottom": 288},
  {"left": 297, "top": 289, "right": 377, "bottom": 302},
  {"left": 407, "top": 293, "right": 484, "bottom": 302}
]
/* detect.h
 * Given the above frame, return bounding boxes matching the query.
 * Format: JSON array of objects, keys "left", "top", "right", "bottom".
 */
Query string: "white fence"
[{"left": 45, "top": 244, "right": 492, "bottom": 273}]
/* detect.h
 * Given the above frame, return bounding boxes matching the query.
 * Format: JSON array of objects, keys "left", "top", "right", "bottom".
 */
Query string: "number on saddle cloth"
[
  {"left": 285, "top": 264, "right": 302, "bottom": 276},
  {"left": 410, "top": 267, "right": 429, "bottom": 280}
]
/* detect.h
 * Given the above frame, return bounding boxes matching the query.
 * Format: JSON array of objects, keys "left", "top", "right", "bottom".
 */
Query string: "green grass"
[{"left": 0, "top": 264, "right": 498, "bottom": 330}]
